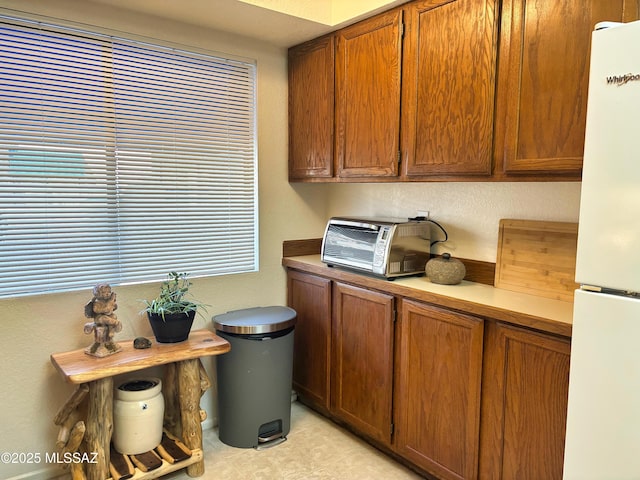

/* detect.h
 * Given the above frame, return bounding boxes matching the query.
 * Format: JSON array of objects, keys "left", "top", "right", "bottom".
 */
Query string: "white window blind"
[{"left": 0, "top": 16, "right": 258, "bottom": 298}]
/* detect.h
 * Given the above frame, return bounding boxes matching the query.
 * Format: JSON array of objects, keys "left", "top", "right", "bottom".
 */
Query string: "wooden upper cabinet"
[
  {"left": 288, "top": 0, "right": 636, "bottom": 182},
  {"left": 494, "top": 0, "right": 639, "bottom": 177},
  {"left": 402, "top": 0, "right": 498, "bottom": 178},
  {"left": 288, "top": 35, "right": 334, "bottom": 180},
  {"left": 335, "top": 10, "right": 403, "bottom": 178}
]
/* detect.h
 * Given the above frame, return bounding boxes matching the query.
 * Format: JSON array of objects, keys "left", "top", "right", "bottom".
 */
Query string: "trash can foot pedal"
[{"left": 255, "top": 435, "right": 287, "bottom": 450}]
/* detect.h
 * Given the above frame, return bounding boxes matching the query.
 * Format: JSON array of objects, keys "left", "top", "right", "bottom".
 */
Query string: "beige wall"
[
  {"left": 327, "top": 181, "right": 582, "bottom": 261},
  {"left": 0, "top": 2, "right": 581, "bottom": 478},
  {"left": 0, "top": 2, "right": 327, "bottom": 478}
]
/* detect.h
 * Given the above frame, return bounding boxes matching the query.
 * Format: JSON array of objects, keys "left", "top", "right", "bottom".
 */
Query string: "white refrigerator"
[{"left": 563, "top": 20, "right": 640, "bottom": 480}]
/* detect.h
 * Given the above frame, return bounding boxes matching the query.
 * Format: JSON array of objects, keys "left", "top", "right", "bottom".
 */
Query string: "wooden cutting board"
[{"left": 494, "top": 219, "right": 579, "bottom": 302}]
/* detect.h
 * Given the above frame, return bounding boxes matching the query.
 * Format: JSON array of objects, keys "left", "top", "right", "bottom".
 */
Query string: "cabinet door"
[
  {"left": 331, "top": 282, "right": 395, "bottom": 444},
  {"left": 287, "top": 271, "right": 332, "bottom": 412},
  {"left": 395, "top": 300, "right": 484, "bottom": 480},
  {"left": 288, "top": 35, "right": 334, "bottom": 180},
  {"left": 402, "top": 0, "right": 498, "bottom": 177},
  {"left": 335, "top": 10, "right": 403, "bottom": 178},
  {"left": 479, "top": 321, "right": 570, "bottom": 480},
  {"left": 494, "top": 0, "right": 638, "bottom": 177}
]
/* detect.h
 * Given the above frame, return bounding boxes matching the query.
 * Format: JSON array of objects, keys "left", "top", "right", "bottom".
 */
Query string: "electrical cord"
[{"left": 408, "top": 216, "right": 449, "bottom": 247}]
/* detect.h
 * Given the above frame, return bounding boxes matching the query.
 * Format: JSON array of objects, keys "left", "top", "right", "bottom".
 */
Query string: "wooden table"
[{"left": 50, "top": 329, "right": 230, "bottom": 480}]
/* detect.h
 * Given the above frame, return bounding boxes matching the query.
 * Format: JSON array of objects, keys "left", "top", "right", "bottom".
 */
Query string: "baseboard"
[
  {"left": 5, "top": 466, "right": 67, "bottom": 480},
  {"left": 202, "top": 416, "right": 215, "bottom": 431}
]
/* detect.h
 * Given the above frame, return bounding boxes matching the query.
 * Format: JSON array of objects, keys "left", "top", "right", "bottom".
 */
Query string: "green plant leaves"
[{"left": 141, "top": 272, "right": 208, "bottom": 320}]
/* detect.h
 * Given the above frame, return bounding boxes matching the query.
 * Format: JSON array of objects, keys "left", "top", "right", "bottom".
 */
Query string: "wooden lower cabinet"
[
  {"left": 394, "top": 299, "right": 484, "bottom": 480},
  {"left": 331, "top": 282, "right": 395, "bottom": 445},
  {"left": 288, "top": 270, "right": 332, "bottom": 413},
  {"left": 479, "top": 321, "right": 571, "bottom": 480},
  {"left": 286, "top": 269, "right": 571, "bottom": 479},
  {"left": 288, "top": 272, "right": 395, "bottom": 446}
]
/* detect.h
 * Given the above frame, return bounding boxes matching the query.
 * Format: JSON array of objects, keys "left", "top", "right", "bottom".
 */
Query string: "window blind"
[{"left": 0, "top": 16, "right": 258, "bottom": 298}]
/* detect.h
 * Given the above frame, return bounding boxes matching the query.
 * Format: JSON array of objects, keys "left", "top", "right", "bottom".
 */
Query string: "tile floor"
[{"left": 165, "top": 401, "right": 424, "bottom": 479}]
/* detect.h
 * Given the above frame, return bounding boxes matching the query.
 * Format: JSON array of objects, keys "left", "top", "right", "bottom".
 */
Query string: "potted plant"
[{"left": 141, "top": 271, "right": 208, "bottom": 343}]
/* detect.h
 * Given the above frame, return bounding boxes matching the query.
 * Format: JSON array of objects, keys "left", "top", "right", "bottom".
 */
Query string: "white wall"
[{"left": 0, "top": 1, "right": 327, "bottom": 478}]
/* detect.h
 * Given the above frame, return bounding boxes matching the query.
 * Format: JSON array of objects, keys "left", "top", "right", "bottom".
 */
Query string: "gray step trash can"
[{"left": 213, "top": 306, "right": 297, "bottom": 449}]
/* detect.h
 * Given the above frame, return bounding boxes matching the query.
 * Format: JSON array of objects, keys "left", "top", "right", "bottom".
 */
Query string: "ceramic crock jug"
[{"left": 113, "top": 378, "right": 164, "bottom": 454}]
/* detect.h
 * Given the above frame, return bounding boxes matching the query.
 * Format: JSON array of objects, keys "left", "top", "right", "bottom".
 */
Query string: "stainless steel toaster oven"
[{"left": 320, "top": 217, "right": 431, "bottom": 278}]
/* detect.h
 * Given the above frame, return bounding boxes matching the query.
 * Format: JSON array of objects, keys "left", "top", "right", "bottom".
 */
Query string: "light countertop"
[{"left": 283, "top": 255, "right": 573, "bottom": 337}]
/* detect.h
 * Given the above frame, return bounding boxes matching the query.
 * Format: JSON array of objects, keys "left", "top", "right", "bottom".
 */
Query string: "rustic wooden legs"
[
  {"left": 163, "top": 362, "right": 182, "bottom": 437},
  {"left": 85, "top": 377, "right": 113, "bottom": 480},
  {"left": 53, "top": 360, "right": 211, "bottom": 480},
  {"left": 177, "top": 358, "right": 204, "bottom": 477},
  {"left": 164, "top": 359, "right": 211, "bottom": 477}
]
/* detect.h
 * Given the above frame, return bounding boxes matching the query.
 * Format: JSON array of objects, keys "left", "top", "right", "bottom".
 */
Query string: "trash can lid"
[{"left": 213, "top": 306, "right": 297, "bottom": 335}]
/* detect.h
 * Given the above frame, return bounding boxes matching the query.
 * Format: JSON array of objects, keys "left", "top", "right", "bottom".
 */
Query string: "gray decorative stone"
[
  {"left": 133, "top": 337, "right": 152, "bottom": 349},
  {"left": 426, "top": 253, "right": 466, "bottom": 285}
]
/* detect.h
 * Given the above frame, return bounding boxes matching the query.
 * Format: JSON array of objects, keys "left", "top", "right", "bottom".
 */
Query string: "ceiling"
[{"left": 84, "top": 0, "right": 408, "bottom": 47}]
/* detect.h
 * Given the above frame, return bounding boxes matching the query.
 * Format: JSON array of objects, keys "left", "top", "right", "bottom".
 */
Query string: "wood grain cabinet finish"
[
  {"left": 394, "top": 300, "right": 484, "bottom": 480},
  {"left": 288, "top": 0, "right": 639, "bottom": 182},
  {"left": 402, "top": 0, "right": 498, "bottom": 178},
  {"left": 335, "top": 10, "right": 403, "bottom": 178},
  {"left": 479, "top": 321, "right": 571, "bottom": 480},
  {"left": 286, "top": 269, "right": 572, "bottom": 479},
  {"left": 494, "top": 0, "right": 638, "bottom": 177},
  {"left": 331, "top": 282, "right": 395, "bottom": 444},
  {"left": 287, "top": 270, "right": 332, "bottom": 413},
  {"left": 288, "top": 35, "right": 335, "bottom": 180}
]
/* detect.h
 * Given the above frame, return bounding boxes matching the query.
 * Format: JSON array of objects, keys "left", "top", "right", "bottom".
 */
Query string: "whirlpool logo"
[{"left": 606, "top": 73, "right": 640, "bottom": 86}]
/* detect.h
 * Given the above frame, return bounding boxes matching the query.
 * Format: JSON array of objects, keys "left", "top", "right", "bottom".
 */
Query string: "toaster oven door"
[{"left": 321, "top": 222, "right": 387, "bottom": 272}]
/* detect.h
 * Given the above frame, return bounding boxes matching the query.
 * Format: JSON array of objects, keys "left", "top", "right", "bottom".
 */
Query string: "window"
[{"left": 0, "top": 15, "right": 258, "bottom": 298}]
